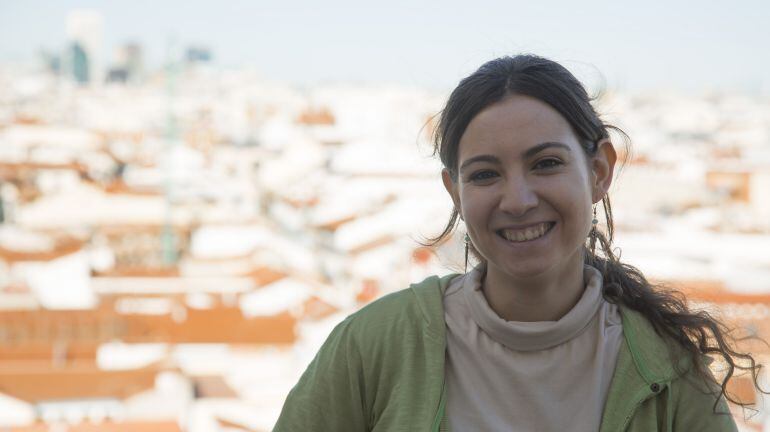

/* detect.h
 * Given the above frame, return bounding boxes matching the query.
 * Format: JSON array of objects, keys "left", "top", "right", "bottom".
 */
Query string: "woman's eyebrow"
[
  {"left": 523, "top": 141, "right": 572, "bottom": 159},
  {"left": 459, "top": 142, "right": 571, "bottom": 172},
  {"left": 459, "top": 155, "right": 500, "bottom": 172}
]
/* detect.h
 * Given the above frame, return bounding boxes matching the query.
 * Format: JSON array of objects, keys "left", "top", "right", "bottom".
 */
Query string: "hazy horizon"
[{"left": 2, "top": 0, "right": 769, "bottom": 93}]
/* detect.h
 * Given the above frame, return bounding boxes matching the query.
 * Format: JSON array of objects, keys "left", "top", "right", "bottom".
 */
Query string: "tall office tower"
[
  {"left": 115, "top": 43, "right": 144, "bottom": 82},
  {"left": 65, "top": 10, "right": 104, "bottom": 85},
  {"left": 123, "top": 43, "right": 144, "bottom": 81},
  {"left": 108, "top": 43, "right": 144, "bottom": 84},
  {"left": 70, "top": 43, "right": 89, "bottom": 83},
  {"left": 185, "top": 46, "right": 212, "bottom": 64}
]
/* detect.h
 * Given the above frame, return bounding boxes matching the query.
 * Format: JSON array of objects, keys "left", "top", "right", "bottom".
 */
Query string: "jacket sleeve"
[
  {"left": 273, "top": 318, "right": 368, "bottom": 432},
  {"left": 672, "top": 367, "right": 738, "bottom": 432}
]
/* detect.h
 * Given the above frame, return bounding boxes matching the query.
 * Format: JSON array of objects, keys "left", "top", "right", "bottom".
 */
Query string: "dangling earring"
[
  {"left": 464, "top": 233, "right": 470, "bottom": 273},
  {"left": 589, "top": 205, "right": 598, "bottom": 254}
]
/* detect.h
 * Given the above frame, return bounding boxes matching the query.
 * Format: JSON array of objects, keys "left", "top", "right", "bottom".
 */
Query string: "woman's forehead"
[{"left": 458, "top": 95, "right": 580, "bottom": 159}]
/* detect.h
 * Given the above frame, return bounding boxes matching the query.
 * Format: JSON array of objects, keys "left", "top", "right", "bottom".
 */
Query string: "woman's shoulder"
[
  {"left": 337, "top": 273, "right": 460, "bottom": 341},
  {"left": 617, "top": 306, "right": 696, "bottom": 380}
]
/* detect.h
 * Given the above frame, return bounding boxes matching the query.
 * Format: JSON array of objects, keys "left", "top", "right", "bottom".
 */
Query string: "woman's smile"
[{"left": 496, "top": 221, "right": 556, "bottom": 243}]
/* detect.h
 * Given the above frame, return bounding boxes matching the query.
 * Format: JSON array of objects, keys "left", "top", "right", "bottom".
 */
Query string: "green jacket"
[{"left": 274, "top": 273, "right": 737, "bottom": 431}]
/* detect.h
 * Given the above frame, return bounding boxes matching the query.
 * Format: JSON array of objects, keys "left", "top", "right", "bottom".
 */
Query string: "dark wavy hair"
[{"left": 426, "top": 54, "right": 766, "bottom": 412}]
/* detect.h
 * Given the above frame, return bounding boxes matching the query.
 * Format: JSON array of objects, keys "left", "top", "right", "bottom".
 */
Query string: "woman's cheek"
[{"left": 460, "top": 190, "right": 490, "bottom": 224}]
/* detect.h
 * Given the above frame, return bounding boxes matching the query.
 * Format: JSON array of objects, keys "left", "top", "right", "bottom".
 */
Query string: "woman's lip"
[
  {"left": 495, "top": 222, "right": 556, "bottom": 242},
  {"left": 495, "top": 221, "right": 556, "bottom": 231}
]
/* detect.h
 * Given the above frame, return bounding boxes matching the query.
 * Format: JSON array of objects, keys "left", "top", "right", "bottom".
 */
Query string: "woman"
[{"left": 274, "top": 55, "right": 762, "bottom": 431}]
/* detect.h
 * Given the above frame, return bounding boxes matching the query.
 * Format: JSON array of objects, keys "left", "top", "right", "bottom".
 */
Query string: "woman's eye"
[
  {"left": 469, "top": 170, "right": 498, "bottom": 182},
  {"left": 534, "top": 158, "right": 563, "bottom": 170}
]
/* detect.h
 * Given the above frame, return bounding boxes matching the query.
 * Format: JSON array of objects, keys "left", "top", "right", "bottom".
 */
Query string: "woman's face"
[{"left": 442, "top": 94, "right": 615, "bottom": 280}]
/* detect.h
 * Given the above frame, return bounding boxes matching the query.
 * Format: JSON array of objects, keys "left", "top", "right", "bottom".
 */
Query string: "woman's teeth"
[{"left": 500, "top": 222, "right": 553, "bottom": 242}]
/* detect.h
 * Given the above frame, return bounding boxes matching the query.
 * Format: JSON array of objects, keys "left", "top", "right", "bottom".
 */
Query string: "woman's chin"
[{"left": 487, "top": 259, "right": 554, "bottom": 281}]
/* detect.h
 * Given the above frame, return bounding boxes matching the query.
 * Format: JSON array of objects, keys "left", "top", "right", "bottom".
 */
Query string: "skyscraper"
[
  {"left": 115, "top": 43, "right": 143, "bottom": 82},
  {"left": 70, "top": 42, "right": 89, "bottom": 83},
  {"left": 185, "top": 46, "right": 212, "bottom": 64},
  {"left": 65, "top": 10, "right": 104, "bottom": 85},
  {"left": 109, "top": 43, "right": 144, "bottom": 83},
  {"left": 122, "top": 43, "right": 143, "bottom": 81}
]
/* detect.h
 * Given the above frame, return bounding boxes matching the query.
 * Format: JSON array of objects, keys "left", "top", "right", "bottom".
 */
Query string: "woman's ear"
[
  {"left": 441, "top": 168, "right": 463, "bottom": 220},
  {"left": 591, "top": 140, "right": 617, "bottom": 203}
]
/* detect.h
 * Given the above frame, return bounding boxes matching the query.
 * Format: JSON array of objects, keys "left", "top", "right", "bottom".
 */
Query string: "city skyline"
[{"left": 1, "top": 0, "right": 770, "bottom": 93}]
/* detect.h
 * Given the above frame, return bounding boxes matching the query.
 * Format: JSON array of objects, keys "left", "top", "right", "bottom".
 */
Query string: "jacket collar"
[
  {"left": 618, "top": 307, "right": 691, "bottom": 383},
  {"left": 408, "top": 274, "right": 455, "bottom": 340},
  {"left": 409, "top": 272, "right": 689, "bottom": 383},
  {"left": 409, "top": 272, "right": 691, "bottom": 432}
]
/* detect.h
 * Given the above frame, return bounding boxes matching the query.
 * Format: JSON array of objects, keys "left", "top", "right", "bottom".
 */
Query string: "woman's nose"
[{"left": 498, "top": 178, "right": 539, "bottom": 217}]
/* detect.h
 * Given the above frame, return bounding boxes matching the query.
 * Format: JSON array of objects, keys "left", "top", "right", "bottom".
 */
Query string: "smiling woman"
[{"left": 273, "top": 55, "right": 764, "bottom": 432}]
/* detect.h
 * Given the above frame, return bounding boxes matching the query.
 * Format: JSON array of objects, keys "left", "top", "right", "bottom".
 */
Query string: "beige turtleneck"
[{"left": 443, "top": 264, "right": 623, "bottom": 432}]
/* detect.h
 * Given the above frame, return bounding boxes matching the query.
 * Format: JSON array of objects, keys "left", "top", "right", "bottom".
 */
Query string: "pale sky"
[{"left": 1, "top": 0, "right": 769, "bottom": 93}]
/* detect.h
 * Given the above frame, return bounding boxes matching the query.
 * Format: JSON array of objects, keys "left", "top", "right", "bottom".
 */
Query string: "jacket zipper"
[
  {"left": 621, "top": 398, "right": 648, "bottom": 431},
  {"left": 619, "top": 385, "right": 666, "bottom": 431},
  {"left": 432, "top": 380, "right": 447, "bottom": 432}
]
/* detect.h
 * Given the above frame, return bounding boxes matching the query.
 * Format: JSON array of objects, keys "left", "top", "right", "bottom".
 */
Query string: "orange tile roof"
[
  {"left": 356, "top": 279, "right": 380, "bottom": 305},
  {"left": 92, "top": 267, "right": 180, "bottom": 277},
  {"left": 412, "top": 246, "right": 435, "bottom": 265},
  {"left": 216, "top": 417, "right": 258, "bottom": 431},
  {"left": 0, "top": 161, "right": 87, "bottom": 173},
  {"left": 300, "top": 296, "right": 339, "bottom": 321},
  {"left": 295, "top": 107, "right": 335, "bottom": 126},
  {"left": 104, "top": 180, "right": 162, "bottom": 196},
  {"left": 0, "top": 360, "right": 159, "bottom": 403},
  {"left": 312, "top": 214, "right": 357, "bottom": 232},
  {"left": 117, "top": 308, "right": 296, "bottom": 344},
  {"left": 242, "top": 266, "right": 288, "bottom": 287},
  {"left": 664, "top": 279, "right": 770, "bottom": 305},
  {"left": 0, "top": 238, "right": 85, "bottom": 263},
  {"left": 0, "top": 342, "right": 97, "bottom": 361},
  {"left": 282, "top": 195, "right": 319, "bottom": 209},
  {"left": 192, "top": 375, "right": 238, "bottom": 399},
  {"left": 8, "top": 420, "right": 182, "bottom": 431},
  {"left": 348, "top": 235, "right": 396, "bottom": 255},
  {"left": 725, "top": 375, "right": 758, "bottom": 406},
  {"left": 12, "top": 115, "right": 44, "bottom": 125},
  {"left": 98, "top": 225, "right": 193, "bottom": 235},
  {"left": 0, "top": 306, "right": 297, "bottom": 345}
]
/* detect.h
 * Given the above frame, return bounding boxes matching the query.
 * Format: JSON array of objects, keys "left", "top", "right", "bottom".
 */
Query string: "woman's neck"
[{"left": 480, "top": 255, "right": 586, "bottom": 322}]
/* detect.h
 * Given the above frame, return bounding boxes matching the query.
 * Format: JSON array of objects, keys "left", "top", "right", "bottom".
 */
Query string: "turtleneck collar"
[{"left": 463, "top": 264, "right": 604, "bottom": 351}]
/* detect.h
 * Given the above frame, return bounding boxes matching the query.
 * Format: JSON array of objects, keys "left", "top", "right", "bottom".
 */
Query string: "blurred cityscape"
[{"left": 1, "top": 9, "right": 770, "bottom": 432}]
